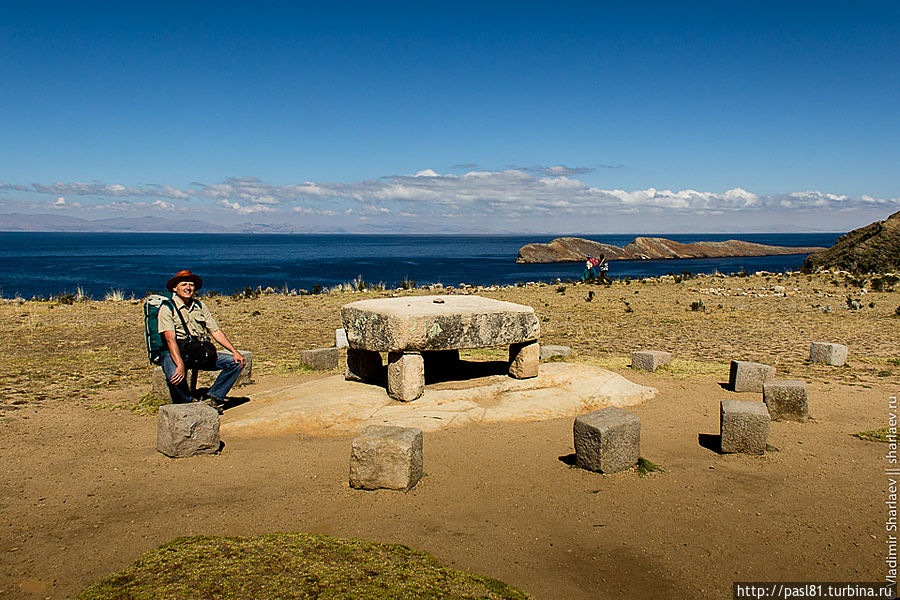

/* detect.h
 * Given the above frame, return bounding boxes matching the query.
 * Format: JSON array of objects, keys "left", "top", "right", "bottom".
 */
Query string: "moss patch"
[
  {"left": 851, "top": 427, "right": 894, "bottom": 443},
  {"left": 636, "top": 457, "right": 664, "bottom": 477},
  {"left": 78, "top": 533, "right": 531, "bottom": 600}
]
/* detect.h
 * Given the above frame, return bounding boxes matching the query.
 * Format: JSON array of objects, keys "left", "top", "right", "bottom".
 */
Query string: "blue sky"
[{"left": 1, "top": 1, "right": 898, "bottom": 233}]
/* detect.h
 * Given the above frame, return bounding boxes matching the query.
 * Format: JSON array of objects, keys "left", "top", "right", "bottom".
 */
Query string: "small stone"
[
  {"left": 763, "top": 380, "right": 809, "bottom": 422},
  {"left": 350, "top": 425, "right": 423, "bottom": 491},
  {"left": 631, "top": 350, "right": 672, "bottom": 372},
  {"left": 729, "top": 360, "right": 776, "bottom": 392},
  {"left": 157, "top": 403, "right": 220, "bottom": 458},
  {"left": 509, "top": 341, "right": 539, "bottom": 379},
  {"left": 387, "top": 352, "right": 425, "bottom": 402},
  {"left": 345, "top": 348, "right": 383, "bottom": 383},
  {"left": 720, "top": 399, "right": 770, "bottom": 455},
  {"left": 540, "top": 345, "right": 571, "bottom": 360},
  {"left": 234, "top": 350, "right": 252, "bottom": 387},
  {"left": 573, "top": 407, "right": 641, "bottom": 474},
  {"left": 300, "top": 347, "right": 339, "bottom": 371},
  {"left": 809, "top": 342, "right": 848, "bottom": 366},
  {"left": 335, "top": 328, "right": 349, "bottom": 349}
]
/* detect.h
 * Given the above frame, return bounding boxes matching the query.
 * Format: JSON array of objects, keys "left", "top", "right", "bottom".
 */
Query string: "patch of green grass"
[
  {"left": 78, "top": 533, "right": 532, "bottom": 600},
  {"left": 852, "top": 427, "right": 894, "bottom": 443},
  {"left": 636, "top": 457, "right": 664, "bottom": 477},
  {"left": 541, "top": 354, "right": 568, "bottom": 363},
  {"left": 133, "top": 392, "right": 169, "bottom": 415}
]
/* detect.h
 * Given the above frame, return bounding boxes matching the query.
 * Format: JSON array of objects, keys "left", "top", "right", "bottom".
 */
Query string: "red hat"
[{"left": 166, "top": 270, "right": 203, "bottom": 291}]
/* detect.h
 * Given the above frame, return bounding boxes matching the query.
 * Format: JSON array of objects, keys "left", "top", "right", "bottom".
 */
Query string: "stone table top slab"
[{"left": 341, "top": 295, "right": 540, "bottom": 352}]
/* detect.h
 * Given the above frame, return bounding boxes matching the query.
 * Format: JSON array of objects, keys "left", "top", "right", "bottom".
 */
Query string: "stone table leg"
[
  {"left": 509, "top": 341, "right": 539, "bottom": 379},
  {"left": 346, "top": 348, "right": 383, "bottom": 383},
  {"left": 387, "top": 352, "right": 425, "bottom": 401}
]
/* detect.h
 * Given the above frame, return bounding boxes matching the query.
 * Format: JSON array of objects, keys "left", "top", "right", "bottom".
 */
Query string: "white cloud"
[{"left": 3, "top": 169, "right": 898, "bottom": 226}]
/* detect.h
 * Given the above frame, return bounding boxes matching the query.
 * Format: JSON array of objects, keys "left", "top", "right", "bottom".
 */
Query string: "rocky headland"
[
  {"left": 516, "top": 236, "right": 826, "bottom": 263},
  {"left": 802, "top": 210, "right": 900, "bottom": 274}
]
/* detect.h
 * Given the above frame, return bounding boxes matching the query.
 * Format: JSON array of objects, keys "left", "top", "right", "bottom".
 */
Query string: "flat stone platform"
[{"left": 220, "top": 362, "right": 656, "bottom": 438}]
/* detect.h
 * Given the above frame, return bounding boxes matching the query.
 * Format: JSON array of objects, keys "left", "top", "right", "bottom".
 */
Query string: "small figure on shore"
[
  {"left": 581, "top": 255, "right": 600, "bottom": 281},
  {"left": 157, "top": 270, "right": 245, "bottom": 413},
  {"left": 597, "top": 254, "right": 611, "bottom": 285}
]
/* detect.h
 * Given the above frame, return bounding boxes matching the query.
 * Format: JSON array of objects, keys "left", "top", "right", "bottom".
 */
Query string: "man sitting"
[{"left": 158, "top": 270, "right": 245, "bottom": 413}]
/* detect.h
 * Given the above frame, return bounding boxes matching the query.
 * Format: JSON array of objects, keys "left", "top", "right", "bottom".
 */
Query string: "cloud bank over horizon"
[{"left": 2, "top": 168, "right": 898, "bottom": 233}]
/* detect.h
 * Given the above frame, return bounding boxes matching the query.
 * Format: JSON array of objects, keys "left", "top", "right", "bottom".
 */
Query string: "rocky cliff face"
[
  {"left": 802, "top": 211, "right": 900, "bottom": 274},
  {"left": 516, "top": 236, "right": 826, "bottom": 263}
]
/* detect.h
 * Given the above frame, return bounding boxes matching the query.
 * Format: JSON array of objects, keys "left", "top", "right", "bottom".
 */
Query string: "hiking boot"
[{"left": 203, "top": 396, "right": 224, "bottom": 414}]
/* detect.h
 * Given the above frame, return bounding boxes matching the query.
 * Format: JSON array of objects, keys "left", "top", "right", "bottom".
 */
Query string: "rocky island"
[{"left": 516, "top": 236, "right": 826, "bottom": 263}]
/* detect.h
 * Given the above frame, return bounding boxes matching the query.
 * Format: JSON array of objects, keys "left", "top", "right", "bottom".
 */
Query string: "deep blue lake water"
[{"left": 0, "top": 232, "right": 842, "bottom": 299}]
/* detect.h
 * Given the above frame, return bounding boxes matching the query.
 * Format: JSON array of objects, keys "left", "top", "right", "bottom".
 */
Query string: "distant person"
[
  {"left": 158, "top": 270, "right": 245, "bottom": 413},
  {"left": 581, "top": 255, "right": 599, "bottom": 281},
  {"left": 597, "top": 254, "right": 611, "bottom": 285}
]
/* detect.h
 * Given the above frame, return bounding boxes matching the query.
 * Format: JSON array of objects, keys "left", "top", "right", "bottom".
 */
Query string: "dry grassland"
[{"left": 0, "top": 272, "right": 897, "bottom": 416}]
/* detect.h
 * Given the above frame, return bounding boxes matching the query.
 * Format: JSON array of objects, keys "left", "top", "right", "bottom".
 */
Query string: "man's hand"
[
  {"left": 169, "top": 361, "right": 186, "bottom": 385},
  {"left": 232, "top": 350, "right": 245, "bottom": 367},
  {"left": 162, "top": 329, "right": 186, "bottom": 384}
]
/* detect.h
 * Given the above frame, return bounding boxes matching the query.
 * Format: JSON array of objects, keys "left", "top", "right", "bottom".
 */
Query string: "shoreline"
[{"left": 2, "top": 267, "right": 894, "bottom": 304}]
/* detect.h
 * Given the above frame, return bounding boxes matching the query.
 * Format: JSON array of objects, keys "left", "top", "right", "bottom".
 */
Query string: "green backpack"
[{"left": 143, "top": 293, "right": 175, "bottom": 364}]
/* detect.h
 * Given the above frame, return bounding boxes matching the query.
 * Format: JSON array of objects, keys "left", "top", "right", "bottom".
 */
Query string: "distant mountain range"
[{"left": 0, "top": 213, "right": 354, "bottom": 234}]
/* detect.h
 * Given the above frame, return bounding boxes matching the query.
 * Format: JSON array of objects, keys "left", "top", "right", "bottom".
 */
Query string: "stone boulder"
[
  {"left": 720, "top": 399, "right": 769, "bottom": 455},
  {"left": 234, "top": 350, "right": 252, "bottom": 387},
  {"left": 763, "top": 380, "right": 809, "bottom": 422},
  {"left": 300, "top": 347, "right": 339, "bottom": 371},
  {"left": 349, "top": 425, "right": 423, "bottom": 491},
  {"left": 573, "top": 407, "right": 641, "bottom": 473},
  {"left": 631, "top": 350, "right": 672, "bottom": 372},
  {"left": 809, "top": 342, "right": 848, "bottom": 367},
  {"left": 729, "top": 360, "right": 775, "bottom": 393},
  {"left": 540, "top": 345, "right": 571, "bottom": 360},
  {"left": 157, "top": 403, "right": 220, "bottom": 458}
]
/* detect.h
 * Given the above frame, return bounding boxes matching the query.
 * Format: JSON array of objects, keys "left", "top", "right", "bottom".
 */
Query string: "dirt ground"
[{"left": 1, "top": 272, "right": 898, "bottom": 599}]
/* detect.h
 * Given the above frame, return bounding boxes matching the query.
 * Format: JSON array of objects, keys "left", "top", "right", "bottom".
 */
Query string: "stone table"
[{"left": 341, "top": 295, "right": 541, "bottom": 401}]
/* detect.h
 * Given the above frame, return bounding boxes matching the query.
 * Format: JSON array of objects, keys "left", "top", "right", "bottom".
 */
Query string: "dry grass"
[{"left": 1, "top": 272, "right": 898, "bottom": 415}]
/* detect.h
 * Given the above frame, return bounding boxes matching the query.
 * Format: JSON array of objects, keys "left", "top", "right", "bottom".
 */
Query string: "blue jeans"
[{"left": 160, "top": 351, "right": 244, "bottom": 404}]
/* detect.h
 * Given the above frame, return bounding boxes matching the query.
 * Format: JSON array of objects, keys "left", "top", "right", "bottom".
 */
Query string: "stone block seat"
[
  {"left": 341, "top": 295, "right": 540, "bottom": 401},
  {"left": 573, "top": 407, "right": 641, "bottom": 473},
  {"left": 763, "top": 379, "right": 809, "bottom": 422},
  {"left": 631, "top": 350, "right": 672, "bottom": 372},
  {"left": 720, "top": 399, "right": 770, "bottom": 455},
  {"left": 157, "top": 403, "right": 221, "bottom": 458},
  {"left": 349, "top": 425, "right": 423, "bottom": 491},
  {"left": 729, "top": 360, "right": 775, "bottom": 393},
  {"left": 300, "top": 347, "right": 339, "bottom": 371},
  {"left": 809, "top": 342, "right": 848, "bottom": 366}
]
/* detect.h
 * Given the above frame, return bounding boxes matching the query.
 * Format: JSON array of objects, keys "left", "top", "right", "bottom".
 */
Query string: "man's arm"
[
  {"left": 162, "top": 330, "right": 187, "bottom": 384},
  {"left": 210, "top": 329, "right": 245, "bottom": 367}
]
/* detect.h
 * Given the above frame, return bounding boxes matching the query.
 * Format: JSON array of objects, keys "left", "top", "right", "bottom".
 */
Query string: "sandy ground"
[
  {"left": 1, "top": 273, "right": 898, "bottom": 598},
  {"left": 0, "top": 368, "right": 891, "bottom": 599}
]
